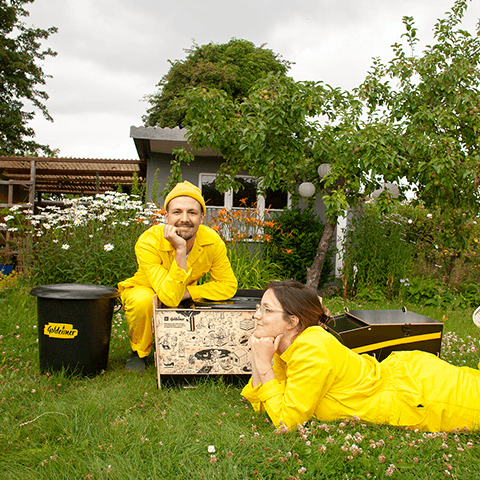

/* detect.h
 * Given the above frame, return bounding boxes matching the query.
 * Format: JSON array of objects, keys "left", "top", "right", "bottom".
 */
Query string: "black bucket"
[{"left": 30, "top": 283, "right": 119, "bottom": 376}]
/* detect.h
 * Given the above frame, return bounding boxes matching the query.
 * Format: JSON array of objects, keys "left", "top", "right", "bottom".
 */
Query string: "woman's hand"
[
  {"left": 251, "top": 334, "right": 283, "bottom": 387},
  {"left": 251, "top": 335, "right": 282, "bottom": 369}
]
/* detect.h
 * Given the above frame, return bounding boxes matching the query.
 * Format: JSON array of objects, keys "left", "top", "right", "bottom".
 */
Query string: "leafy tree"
[
  {"left": 143, "top": 38, "right": 291, "bottom": 128},
  {"left": 169, "top": 73, "right": 404, "bottom": 289},
  {"left": 358, "top": 0, "right": 480, "bottom": 278},
  {"left": 0, "top": 0, "right": 57, "bottom": 156},
  {"left": 159, "top": 2, "right": 480, "bottom": 289}
]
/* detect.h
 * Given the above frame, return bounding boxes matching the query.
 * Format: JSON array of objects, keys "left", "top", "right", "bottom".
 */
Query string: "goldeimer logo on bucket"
[{"left": 44, "top": 323, "right": 78, "bottom": 339}]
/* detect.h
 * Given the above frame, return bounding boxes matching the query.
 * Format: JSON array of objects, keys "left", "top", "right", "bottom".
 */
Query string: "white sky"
[{"left": 25, "top": 0, "right": 480, "bottom": 160}]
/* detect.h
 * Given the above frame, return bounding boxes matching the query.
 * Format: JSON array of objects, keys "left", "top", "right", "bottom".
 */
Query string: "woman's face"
[{"left": 253, "top": 289, "right": 292, "bottom": 338}]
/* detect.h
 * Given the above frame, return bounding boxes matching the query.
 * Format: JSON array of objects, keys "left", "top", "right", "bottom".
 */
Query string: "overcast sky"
[{"left": 26, "top": 0, "right": 480, "bottom": 160}]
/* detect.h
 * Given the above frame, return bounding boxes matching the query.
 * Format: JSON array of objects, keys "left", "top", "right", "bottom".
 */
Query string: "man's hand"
[
  {"left": 164, "top": 225, "right": 187, "bottom": 251},
  {"left": 164, "top": 225, "right": 188, "bottom": 272}
]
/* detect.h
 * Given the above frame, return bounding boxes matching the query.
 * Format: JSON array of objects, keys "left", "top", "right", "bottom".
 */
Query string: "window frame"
[{"left": 199, "top": 173, "right": 290, "bottom": 215}]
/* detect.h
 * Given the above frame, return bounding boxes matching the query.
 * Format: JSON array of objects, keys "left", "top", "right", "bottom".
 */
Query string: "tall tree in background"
[
  {"left": 0, "top": 0, "right": 57, "bottom": 156},
  {"left": 143, "top": 38, "right": 291, "bottom": 128},
  {"left": 172, "top": 73, "right": 404, "bottom": 289},
  {"left": 358, "top": 0, "right": 480, "bottom": 273}
]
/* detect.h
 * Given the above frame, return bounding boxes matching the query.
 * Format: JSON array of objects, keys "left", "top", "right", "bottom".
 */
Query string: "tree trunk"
[{"left": 305, "top": 217, "right": 338, "bottom": 290}]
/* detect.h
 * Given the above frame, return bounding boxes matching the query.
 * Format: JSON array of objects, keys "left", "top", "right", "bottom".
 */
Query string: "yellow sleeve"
[
  {"left": 243, "top": 336, "right": 336, "bottom": 430},
  {"left": 134, "top": 230, "right": 191, "bottom": 307},
  {"left": 240, "top": 378, "right": 265, "bottom": 413},
  {"left": 187, "top": 239, "right": 237, "bottom": 301}
]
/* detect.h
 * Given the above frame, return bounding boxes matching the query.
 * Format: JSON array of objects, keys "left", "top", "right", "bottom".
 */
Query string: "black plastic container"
[
  {"left": 30, "top": 283, "right": 119, "bottom": 376},
  {"left": 327, "top": 309, "right": 443, "bottom": 361}
]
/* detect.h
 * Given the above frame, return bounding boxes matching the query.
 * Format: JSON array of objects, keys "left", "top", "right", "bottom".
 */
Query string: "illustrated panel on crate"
[{"left": 153, "top": 295, "right": 258, "bottom": 385}]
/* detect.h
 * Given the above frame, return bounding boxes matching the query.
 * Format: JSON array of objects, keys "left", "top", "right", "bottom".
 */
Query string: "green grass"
[{"left": 1, "top": 278, "right": 480, "bottom": 479}]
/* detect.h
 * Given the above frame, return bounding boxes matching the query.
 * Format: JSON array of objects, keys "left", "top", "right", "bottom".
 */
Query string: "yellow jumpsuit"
[
  {"left": 241, "top": 326, "right": 480, "bottom": 432},
  {"left": 118, "top": 224, "right": 237, "bottom": 357}
]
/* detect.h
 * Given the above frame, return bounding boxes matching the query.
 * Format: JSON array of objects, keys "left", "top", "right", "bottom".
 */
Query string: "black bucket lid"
[{"left": 30, "top": 283, "right": 119, "bottom": 300}]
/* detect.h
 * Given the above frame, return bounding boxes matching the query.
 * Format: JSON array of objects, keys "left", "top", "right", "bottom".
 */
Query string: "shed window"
[{"left": 199, "top": 173, "right": 290, "bottom": 214}]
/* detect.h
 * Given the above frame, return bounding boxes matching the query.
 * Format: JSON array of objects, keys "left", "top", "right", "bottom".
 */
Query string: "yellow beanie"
[{"left": 164, "top": 181, "right": 206, "bottom": 213}]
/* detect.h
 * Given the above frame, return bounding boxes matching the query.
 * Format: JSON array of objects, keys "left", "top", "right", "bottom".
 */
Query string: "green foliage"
[
  {"left": 179, "top": 73, "right": 372, "bottom": 288},
  {"left": 263, "top": 207, "right": 333, "bottom": 287},
  {"left": 203, "top": 203, "right": 283, "bottom": 289},
  {"left": 342, "top": 203, "right": 413, "bottom": 299},
  {"left": 395, "top": 202, "right": 480, "bottom": 285},
  {"left": 0, "top": 0, "right": 57, "bottom": 156},
  {"left": 4, "top": 193, "right": 163, "bottom": 288},
  {"left": 144, "top": 38, "right": 290, "bottom": 128},
  {"left": 129, "top": 171, "right": 147, "bottom": 199},
  {"left": 155, "top": 1, "right": 480, "bottom": 291},
  {"left": 341, "top": 200, "right": 480, "bottom": 306},
  {"left": 400, "top": 277, "right": 480, "bottom": 309},
  {"left": 358, "top": 0, "right": 480, "bottom": 224},
  {"left": 226, "top": 242, "right": 282, "bottom": 290}
]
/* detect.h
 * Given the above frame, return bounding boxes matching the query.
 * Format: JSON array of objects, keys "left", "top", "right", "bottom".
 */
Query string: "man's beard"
[{"left": 175, "top": 222, "right": 195, "bottom": 241}]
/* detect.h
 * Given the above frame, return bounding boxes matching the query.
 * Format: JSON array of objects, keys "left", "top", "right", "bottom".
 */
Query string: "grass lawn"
[{"left": 1, "top": 279, "right": 480, "bottom": 479}]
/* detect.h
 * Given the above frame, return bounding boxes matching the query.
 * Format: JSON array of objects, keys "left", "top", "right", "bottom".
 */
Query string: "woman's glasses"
[{"left": 255, "top": 304, "right": 285, "bottom": 317}]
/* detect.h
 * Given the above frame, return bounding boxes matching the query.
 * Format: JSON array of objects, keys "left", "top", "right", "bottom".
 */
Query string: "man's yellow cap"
[{"left": 164, "top": 181, "right": 206, "bottom": 213}]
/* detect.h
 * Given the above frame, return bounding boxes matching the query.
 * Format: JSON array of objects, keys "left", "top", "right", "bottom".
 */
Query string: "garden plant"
[{"left": 342, "top": 201, "right": 480, "bottom": 309}]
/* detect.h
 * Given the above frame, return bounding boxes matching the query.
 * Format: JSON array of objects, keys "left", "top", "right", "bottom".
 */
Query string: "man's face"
[{"left": 165, "top": 196, "right": 205, "bottom": 241}]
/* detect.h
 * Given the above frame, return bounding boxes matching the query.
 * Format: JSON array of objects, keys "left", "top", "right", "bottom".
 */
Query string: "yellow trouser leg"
[{"left": 121, "top": 285, "right": 155, "bottom": 358}]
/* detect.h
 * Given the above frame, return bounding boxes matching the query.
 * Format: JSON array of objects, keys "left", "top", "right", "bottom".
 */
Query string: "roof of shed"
[
  {"left": 0, "top": 156, "right": 147, "bottom": 195},
  {"left": 130, "top": 126, "right": 220, "bottom": 159}
]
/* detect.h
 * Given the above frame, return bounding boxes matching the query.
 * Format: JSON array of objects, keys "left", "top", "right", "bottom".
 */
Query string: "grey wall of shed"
[
  {"left": 146, "top": 153, "right": 224, "bottom": 205},
  {"left": 146, "top": 153, "right": 329, "bottom": 222}
]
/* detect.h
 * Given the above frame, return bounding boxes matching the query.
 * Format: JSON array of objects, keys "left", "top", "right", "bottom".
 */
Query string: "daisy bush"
[{"left": 3, "top": 192, "right": 164, "bottom": 287}]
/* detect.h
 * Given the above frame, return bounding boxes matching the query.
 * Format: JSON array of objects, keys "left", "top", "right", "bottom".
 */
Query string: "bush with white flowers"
[{"left": 4, "top": 192, "right": 164, "bottom": 287}]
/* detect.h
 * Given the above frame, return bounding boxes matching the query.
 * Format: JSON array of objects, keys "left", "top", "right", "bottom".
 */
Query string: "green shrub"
[
  {"left": 342, "top": 203, "right": 413, "bottom": 299},
  {"left": 227, "top": 241, "right": 282, "bottom": 289},
  {"left": 395, "top": 202, "right": 480, "bottom": 287},
  {"left": 3, "top": 192, "right": 283, "bottom": 291},
  {"left": 400, "top": 277, "right": 480, "bottom": 309},
  {"left": 263, "top": 207, "right": 333, "bottom": 287}
]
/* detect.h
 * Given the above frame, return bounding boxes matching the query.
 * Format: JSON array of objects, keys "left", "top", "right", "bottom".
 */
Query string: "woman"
[{"left": 241, "top": 279, "right": 480, "bottom": 432}]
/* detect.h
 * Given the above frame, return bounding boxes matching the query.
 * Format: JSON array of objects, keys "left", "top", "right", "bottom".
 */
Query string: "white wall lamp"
[
  {"left": 298, "top": 182, "right": 316, "bottom": 198},
  {"left": 317, "top": 163, "right": 331, "bottom": 178}
]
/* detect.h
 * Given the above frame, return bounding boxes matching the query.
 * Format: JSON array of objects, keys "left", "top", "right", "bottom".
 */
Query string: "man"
[{"left": 118, "top": 181, "right": 238, "bottom": 372}]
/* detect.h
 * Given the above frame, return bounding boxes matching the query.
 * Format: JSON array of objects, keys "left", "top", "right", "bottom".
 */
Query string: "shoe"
[
  {"left": 473, "top": 306, "right": 480, "bottom": 328},
  {"left": 125, "top": 351, "right": 146, "bottom": 372}
]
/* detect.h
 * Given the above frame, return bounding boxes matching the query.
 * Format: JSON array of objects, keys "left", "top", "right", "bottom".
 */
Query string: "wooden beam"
[{"left": 29, "top": 160, "right": 36, "bottom": 208}]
